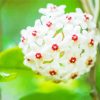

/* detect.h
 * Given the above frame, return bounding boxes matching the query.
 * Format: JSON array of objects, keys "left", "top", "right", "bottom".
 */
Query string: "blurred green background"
[{"left": 0, "top": 0, "right": 100, "bottom": 100}]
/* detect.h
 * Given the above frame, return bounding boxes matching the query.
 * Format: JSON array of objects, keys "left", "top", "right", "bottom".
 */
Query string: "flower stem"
[
  {"left": 87, "top": 0, "right": 94, "bottom": 15},
  {"left": 80, "top": 0, "right": 91, "bottom": 13},
  {"left": 88, "top": 66, "right": 100, "bottom": 100},
  {"left": 94, "top": 0, "right": 100, "bottom": 24}
]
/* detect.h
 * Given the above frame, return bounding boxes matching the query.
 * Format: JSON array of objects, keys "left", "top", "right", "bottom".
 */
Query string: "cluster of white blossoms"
[{"left": 19, "top": 3, "right": 99, "bottom": 82}]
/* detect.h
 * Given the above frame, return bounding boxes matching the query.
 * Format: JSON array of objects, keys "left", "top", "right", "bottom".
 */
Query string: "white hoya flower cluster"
[{"left": 19, "top": 3, "right": 99, "bottom": 82}]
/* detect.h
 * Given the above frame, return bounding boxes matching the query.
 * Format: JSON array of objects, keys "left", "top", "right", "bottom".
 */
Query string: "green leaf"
[
  {"left": 0, "top": 71, "right": 17, "bottom": 82},
  {"left": 0, "top": 47, "right": 28, "bottom": 69},
  {"left": 0, "top": 69, "right": 38, "bottom": 100},
  {"left": 0, "top": 69, "right": 92, "bottom": 100},
  {"left": 95, "top": 46, "right": 100, "bottom": 93}
]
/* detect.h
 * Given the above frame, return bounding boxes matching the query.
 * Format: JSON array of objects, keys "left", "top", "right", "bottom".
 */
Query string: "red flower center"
[
  {"left": 46, "top": 21, "right": 52, "bottom": 27},
  {"left": 27, "top": 58, "right": 31, "bottom": 61},
  {"left": 72, "top": 34, "right": 78, "bottom": 41},
  {"left": 32, "top": 30, "right": 37, "bottom": 36},
  {"left": 49, "top": 70, "right": 57, "bottom": 76},
  {"left": 50, "top": 6, "right": 56, "bottom": 11},
  {"left": 52, "top": 44, "right": 59, "bottom": 51},
  {"left": 21, "top": 36, "right": 25, "bottom": 43},
  {"left": 84, "top": 15, "right": 89, "bottom": 21},
  {"left": 66, "top": 16, "right": 72, "bottom": 20},
  {"left": 70, "top": 57, "right": 76, "bottom": 63},
  {"left": 89, "top": 39, "right": 94, "bottom": 46},
  {"left": 35, "top": 53, "right": 42, "bottom": 59},
  {"left": 87, "top": 59, "right": 93, "bottom": 65},
  {"left": 70, "top": 73, "right": 78, "bottom": 79}
]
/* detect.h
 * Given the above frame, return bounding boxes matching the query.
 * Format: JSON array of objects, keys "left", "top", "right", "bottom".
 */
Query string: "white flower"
[
  {"left": 19, "top": 4, "right": 99, "bottom": 82},
  {"left": 39, "top": 3, "right": 66, "bottom": 17}
]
